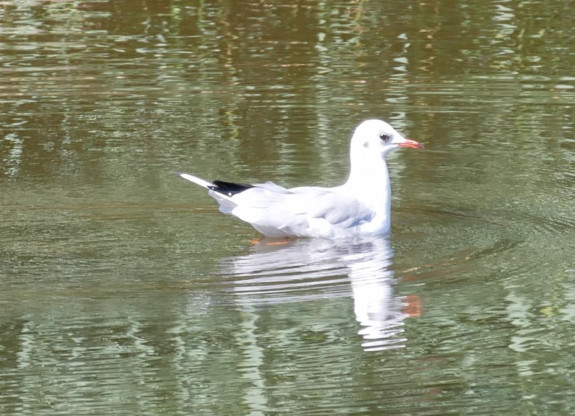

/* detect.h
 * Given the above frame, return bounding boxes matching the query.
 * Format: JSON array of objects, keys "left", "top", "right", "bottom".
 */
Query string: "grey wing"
[
  {"left": 301, "top": 189, "right": 375, "bottom": 228},
  {"left": 223, "top": 183, "right": 374, "bottom": 236},
  {"left": 209, "top": 181, "right": 289, "bottom": 214},
  {"left": 225, "top": 182, "right": 307, "bottom": 236},
  {"left": 266, "top": 186, "right": 375, "bottom": 230}
]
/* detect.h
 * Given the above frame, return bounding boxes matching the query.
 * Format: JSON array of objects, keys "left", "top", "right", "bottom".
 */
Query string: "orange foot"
[
  {"left": 402, "top": 294, "right": 422, "bottom": 317},
  {"left": 250, "top": 237, "right": 292, "bottom": 246}
]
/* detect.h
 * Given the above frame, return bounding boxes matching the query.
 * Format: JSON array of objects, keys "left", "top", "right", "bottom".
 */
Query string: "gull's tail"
[
  {"left": 175, "top": 172, "right": 213, "bottom": 189},
  {"left": 175, "top": 172, "right": 238, "bottom": 213}
]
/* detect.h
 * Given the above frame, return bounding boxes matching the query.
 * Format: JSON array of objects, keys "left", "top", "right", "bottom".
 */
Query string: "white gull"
[{"left": 177, "top": 119, "right": 424, "bottom": 239}]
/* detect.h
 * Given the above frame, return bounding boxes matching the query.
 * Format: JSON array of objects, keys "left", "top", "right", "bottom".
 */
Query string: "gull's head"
[{"left": 351, "top": 119, "right": 424, "bottom": 158}]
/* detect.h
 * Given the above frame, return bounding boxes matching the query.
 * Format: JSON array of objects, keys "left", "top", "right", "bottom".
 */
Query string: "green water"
[{"left": 2, "top": 0, "right": 575, "bottom": 414}]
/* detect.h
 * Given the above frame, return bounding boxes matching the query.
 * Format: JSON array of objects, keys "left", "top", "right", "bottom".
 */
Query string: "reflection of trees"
[
  {"left": 3, "top": 0, "right": 572, "bottom": 182},
  {"left": 1, "top": 0, "right": 418, "bottom": 182}
]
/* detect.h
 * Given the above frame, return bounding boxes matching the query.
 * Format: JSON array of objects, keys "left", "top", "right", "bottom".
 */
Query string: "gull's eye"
[{"left": 379, "top": 133, "right": 391, "bottom": 142}]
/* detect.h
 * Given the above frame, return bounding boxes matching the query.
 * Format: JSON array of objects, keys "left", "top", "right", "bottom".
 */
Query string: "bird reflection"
[{"left": 219, "top": 237, "right": 419, "bottom": 352}]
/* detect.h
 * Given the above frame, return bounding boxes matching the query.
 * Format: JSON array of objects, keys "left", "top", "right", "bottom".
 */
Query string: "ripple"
[{"left": 392, "top": 202, "right": 575, "bottom": 287}]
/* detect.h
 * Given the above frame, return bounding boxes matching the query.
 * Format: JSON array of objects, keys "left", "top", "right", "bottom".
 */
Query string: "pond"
[{"left": 1, "top": 0, "right": 575, "bottom": 414}]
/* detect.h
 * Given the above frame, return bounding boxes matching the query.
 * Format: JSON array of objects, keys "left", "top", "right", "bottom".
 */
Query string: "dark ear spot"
[{"left": 363, "top": 141, "right": 369, "bottom": 148}]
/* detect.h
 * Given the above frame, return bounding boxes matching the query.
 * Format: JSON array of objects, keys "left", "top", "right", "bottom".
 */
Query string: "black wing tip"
[{"left": 210, "top": 180, "right": 254, "bottom": 196}]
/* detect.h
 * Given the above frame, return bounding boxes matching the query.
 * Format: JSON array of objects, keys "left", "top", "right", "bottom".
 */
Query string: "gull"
[{"left": 177, "top": 119, "right": 424, "bottom": 239}]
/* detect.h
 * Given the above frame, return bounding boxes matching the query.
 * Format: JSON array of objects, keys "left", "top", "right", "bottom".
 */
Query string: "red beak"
[{"left": 398, "top": 138, "right": 425, "bottom": 149}]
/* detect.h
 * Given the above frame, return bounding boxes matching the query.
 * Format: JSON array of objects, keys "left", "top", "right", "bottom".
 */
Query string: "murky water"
[{"left": 2, "top": 0, "right": 575, "bottom": 414}]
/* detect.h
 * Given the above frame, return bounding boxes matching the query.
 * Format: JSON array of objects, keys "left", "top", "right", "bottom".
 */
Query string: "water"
[{"left": 2, "top": 0, "right": 575, "bottom": 414}]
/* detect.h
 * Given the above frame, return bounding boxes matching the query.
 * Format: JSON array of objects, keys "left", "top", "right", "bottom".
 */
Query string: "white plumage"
[{"left": 177, "top": 119, "right": 423, "bottom": 239}]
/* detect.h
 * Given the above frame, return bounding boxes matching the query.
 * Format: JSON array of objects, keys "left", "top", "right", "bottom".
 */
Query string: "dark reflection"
[{"left": 219, "top": 237, "right": 418, "bottom": 352}]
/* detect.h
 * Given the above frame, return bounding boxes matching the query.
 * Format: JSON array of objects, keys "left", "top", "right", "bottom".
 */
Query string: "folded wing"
[{"left": 227, "top": 183, "right": 375, "bottom": 237}]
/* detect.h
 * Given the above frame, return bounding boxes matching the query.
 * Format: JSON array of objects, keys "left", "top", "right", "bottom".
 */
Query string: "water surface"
[{"left": 2, "top": 0, "right": 575, "bottom": 414}]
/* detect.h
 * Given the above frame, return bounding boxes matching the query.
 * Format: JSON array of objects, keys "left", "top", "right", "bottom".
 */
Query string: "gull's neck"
[{"left": 343, "top": 149, "right": 392, "bottom": 219}]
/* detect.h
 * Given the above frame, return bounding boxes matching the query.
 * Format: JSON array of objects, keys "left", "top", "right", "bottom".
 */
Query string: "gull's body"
[{"left": 177, "top": 119, "right": 423, "bottom": 239}]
